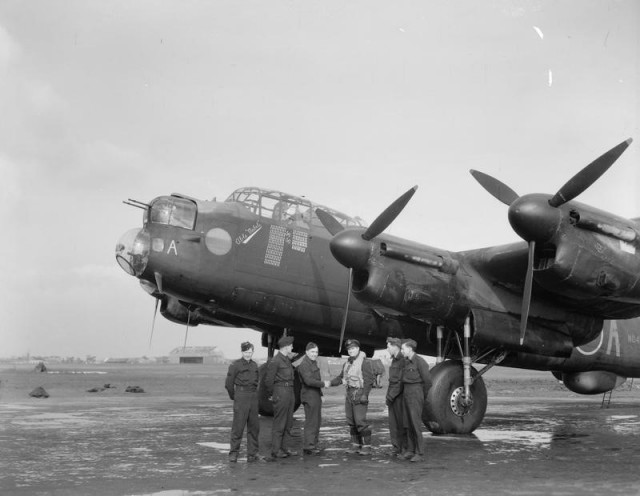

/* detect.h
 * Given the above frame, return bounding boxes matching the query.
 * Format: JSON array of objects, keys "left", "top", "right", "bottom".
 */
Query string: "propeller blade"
[
  {"left": 183, "top": 310, "right": 191, "bottom": 352},
  {"left": 469, "top": 170, "right": 520, "bottom": 206},
  {"left": 154, "top": 272, "right": 163, "bottom": 294},
  {"left": 362, "top": 186, "right": 418, "bottom": 241},
  {"left": 149, "top": 298, "right": 160, "bottom": 347},
  {"left": 338, "top": 268, "right": 353, "bottom": 353},
  {"left": 315, "top": 208, "right": 345, "bottom": 236},
  {"left": 549, "top": 138, "right": 633, "bottom": 208},
  {"left": 520, "top": 241, "right": 535, "bottom": 345}
]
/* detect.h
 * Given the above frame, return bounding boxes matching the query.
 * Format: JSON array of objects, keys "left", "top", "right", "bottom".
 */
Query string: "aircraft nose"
[
  {"left": 115, "top": 228, "right": 151, "bottom": 277},
  {"left": 508, "top": 194, "right": 562, "bottom": 243},
  {"left": 330, "top": 229, "right": 372, "bottom": 269}
]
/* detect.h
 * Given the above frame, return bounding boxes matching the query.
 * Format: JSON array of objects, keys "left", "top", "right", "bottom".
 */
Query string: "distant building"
[
  {"left": 103, "top": 357, "right": 130, "bottom": 364},
  {"left": 168, "top": 346, "right": 226, "bottom": 365}
]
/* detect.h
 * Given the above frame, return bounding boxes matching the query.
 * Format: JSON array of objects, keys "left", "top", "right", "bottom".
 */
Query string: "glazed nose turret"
[{"left": 115, "top": 228, "right": 150, "bottom": 277}]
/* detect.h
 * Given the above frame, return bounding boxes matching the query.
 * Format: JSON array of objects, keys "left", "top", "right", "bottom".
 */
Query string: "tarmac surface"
[{"left": 1, "top": 363, "right": 640, "bottom": 496}]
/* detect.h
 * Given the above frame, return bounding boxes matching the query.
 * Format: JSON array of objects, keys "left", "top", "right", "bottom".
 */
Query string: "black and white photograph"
[{"left": 1, "top": 1, "right": 639, "bottom": 495}]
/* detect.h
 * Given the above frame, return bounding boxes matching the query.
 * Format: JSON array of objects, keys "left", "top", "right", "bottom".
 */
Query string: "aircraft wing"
[{"left": 460, "top": 241, "right": 530, "bottom": 295}]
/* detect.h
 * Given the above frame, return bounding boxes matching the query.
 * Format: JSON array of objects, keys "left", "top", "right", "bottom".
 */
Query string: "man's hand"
[{"left": 324, "top": 381, "right": 331, "bottom": 388}]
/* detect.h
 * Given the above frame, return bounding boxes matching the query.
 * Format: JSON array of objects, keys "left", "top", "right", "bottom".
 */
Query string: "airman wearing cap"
[
  {"left": 385, "top": 336, "right": 407, "bottom": 457},
  {"left": 225, "top": 341, "right": 264, "bottom": 462},
  {"left": 264, "top": 335, "right": 297, "bottom": 459},
  {"left": 297, "top": 342, "right": 330, "bottom": 455},
  {"left": 328, "top": 338, "right": 376, "bottom": 455},
  {"left": 400, "top": 338, "right": 432, "bottom": 463}
]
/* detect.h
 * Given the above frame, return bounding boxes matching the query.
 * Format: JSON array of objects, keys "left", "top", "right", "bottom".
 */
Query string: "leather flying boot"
[
  {"left": 359, "top": 435, "right": 372, "bottom": 456},
  {"left": 346, "top": 434, "right": 361, "bottom": 454}
]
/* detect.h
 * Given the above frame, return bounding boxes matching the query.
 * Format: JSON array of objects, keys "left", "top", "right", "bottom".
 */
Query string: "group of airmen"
[{"left": 224, "top": 335, "right": 432, "bottom": 463}]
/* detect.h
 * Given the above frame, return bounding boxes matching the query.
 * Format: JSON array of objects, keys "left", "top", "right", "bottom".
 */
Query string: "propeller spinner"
[{"left": 470, "top": 138, "right": 633, "bottom": 345}]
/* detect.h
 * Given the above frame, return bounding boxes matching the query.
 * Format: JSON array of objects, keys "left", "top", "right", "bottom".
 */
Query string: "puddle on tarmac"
[
  {"left": 47, "top": 370, "right": 108, "bottom": 375},
  {"left": 196, "top": 441, "right": 230, "bottom": 451},
  {"left": 135, "top": 491, "right": 232, "bottom": 496},
  {"left": 166, "top": 413, "right": 208, "bottom": 418},
  {"left": 474, "top": 429, "right": 553, "bottom": 447},
  {"left": 0, "top": 404, "right": 38, "bottom": 412}
]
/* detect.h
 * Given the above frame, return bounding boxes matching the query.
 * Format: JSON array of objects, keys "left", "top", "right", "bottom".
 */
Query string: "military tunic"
[
  {"left": 264, "top": 352, "right": 296, "bottom": 455},
  {"left": 225, "top": 358, "right": 260, "bottom": 457},
  {"left": 386, "top": 353, "right": 407, "bottom": 454},
  {"left": 402, "top": 354, "right": 432, "bottom": 456},
  {"left": 297, "top": 355, "right": 324, "bottom": 451}
]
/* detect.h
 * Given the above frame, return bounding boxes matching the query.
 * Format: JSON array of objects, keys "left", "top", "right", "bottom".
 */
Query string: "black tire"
[
  {"left": 423, "top": 360, "right": 487, "bottom": 435},
  {"left": 257, "top": 361, "right": 302, "bottom": 416}
]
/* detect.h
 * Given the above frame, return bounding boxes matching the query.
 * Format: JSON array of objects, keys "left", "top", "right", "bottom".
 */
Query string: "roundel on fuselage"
[{"left": 205, "top": 228, "right": 232, "bottom": 255}]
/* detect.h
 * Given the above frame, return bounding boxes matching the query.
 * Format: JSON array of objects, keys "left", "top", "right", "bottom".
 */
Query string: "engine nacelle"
[
  {"left": 351, "top": 262, "right": 466, "bottom": 323},
  {"left": 535, "top": 209, "right": 640, "bottom": 305},
  {"left": 560, "top": 370, "right": 626, "bottom": 395}
]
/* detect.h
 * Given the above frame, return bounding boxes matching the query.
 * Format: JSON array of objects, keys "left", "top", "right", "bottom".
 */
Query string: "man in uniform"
[
  {"left": 297, "top": 342, "right": 329, "bottom": 455},
  {"left": 385, "top": 337, "right": 407, "bottom": 457},
  {"left": 264, "top": 335, "right": 297, "bottom": 459},
  {"left": 224, "top": 341, "right": 264, "bottom": 462},
  {"left": 400, "top": 338, "right": 432, "bottom": 462},
  {"left": 328, "top": 339, "right": 375, "bottom": 455}
]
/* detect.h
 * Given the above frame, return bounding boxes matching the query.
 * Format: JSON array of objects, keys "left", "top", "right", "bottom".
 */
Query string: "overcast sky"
[{"left": 1, "top": 1, "right": 638, "bottom": 360}]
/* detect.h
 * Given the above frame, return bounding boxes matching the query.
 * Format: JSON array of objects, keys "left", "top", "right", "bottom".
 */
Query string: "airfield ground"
[{"left": 1, "top": 363, "right": 640, "bottom": 496}]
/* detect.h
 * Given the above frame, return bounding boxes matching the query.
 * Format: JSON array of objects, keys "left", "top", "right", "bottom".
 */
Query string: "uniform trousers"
[
  {"left": 388, "top": 393, "right": 406, "bottom": 453},
  {"left": 403, "top": 383, "right": 425, "bottom": 455},
  {"left": 345, "top": 394, "right": 371, "bottom": 438},
  {"left": 302, "top": 390, "right": 322, "bottom": 450},
  {"left": 271, "top": 385, "right": 295, "bottom": 454},
  {"left": 230, "top": 390, "right": 259, "bottom": 456}
]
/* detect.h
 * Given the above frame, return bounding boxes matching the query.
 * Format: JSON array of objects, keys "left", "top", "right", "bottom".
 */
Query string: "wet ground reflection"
[{"left": 2, "top": 367, "right": 640, "bottom": 495}]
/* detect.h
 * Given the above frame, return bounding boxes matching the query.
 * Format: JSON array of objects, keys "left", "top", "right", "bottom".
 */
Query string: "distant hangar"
[{"left": 168, "top": 346, "right": 226, "bottom": 365}]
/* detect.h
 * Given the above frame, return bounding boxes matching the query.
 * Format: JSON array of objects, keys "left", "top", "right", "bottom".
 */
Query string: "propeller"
[
  {"left": 520, "top": 241, "right": 535, "bottom": 345},
  {"left": 470, "top": 138, "right": 633, "bottom": 344},
  {"left": 149, "top": 298, "right": 160, "bottom": 348},
  {"left": 183, "top": 309, "right": 191, "bottom": 352},
  {"left": 314, "top": 209, "right": 352, "bottom": 352},
  {"left": 338, "top": 269, "right": 353, "bottom": 352},
  {"left": 315, "top": 208, "right": 345, "bottom": 236},
  {"left": 468, "top": 170, "right": 519, "bottom": 206},
  {"left": 148, "top": 272, "right": 164, "bottom": 349},
  {"left": 549, "top": 139, "right": 632, "bottom": 208},
  {"left": 362, "top": 186, "right": 418, "bottom": 241},
  {"left": 316, "top": 186, "right": 418, "bottom": 352}
]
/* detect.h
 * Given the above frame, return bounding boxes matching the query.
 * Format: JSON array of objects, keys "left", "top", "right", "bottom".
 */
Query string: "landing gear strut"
[{"left": 424, "top": 316, "right": 488, "bottom": 434}]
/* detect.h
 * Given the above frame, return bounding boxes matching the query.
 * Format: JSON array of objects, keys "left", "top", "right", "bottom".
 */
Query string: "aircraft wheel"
[
  {"left": 257, "top": 361, "right": 302, "bottom": 416},
  {"left": 423, "top": 360, "right": 487, "bottom": 435}
]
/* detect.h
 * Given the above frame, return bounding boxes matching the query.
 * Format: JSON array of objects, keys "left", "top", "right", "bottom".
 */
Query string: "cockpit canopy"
[
  {"left": 226, "top": 187, "right": 366, "bottom": 230},
  {"left": 147, "top": 196, "right": 197, "bottom": 230}
]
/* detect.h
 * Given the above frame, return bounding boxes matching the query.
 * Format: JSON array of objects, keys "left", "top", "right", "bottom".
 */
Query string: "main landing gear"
[
  {"left": 424, "top": 360, "right": 487, "bottom": 434},
  {"left": 423, "top": 317, "right": 505, "bottom": 435}
]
